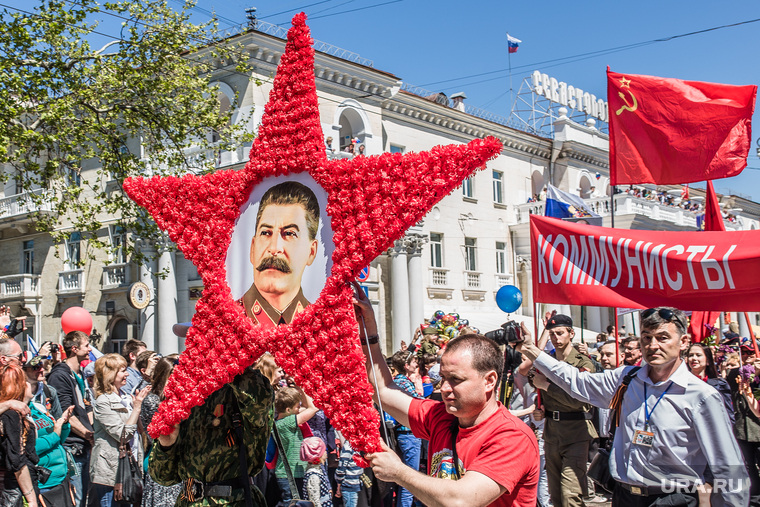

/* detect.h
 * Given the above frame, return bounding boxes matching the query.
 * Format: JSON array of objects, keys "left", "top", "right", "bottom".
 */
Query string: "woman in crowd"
[
  {"left": 687, "top": 342, "right": 734, "bottom": 420},
  {"left": 88, "top": 353, "right": 150, "bottom": 506},
  {"left": 0, "top": 364, "right": 39, "bottom": 507},
  {"left": 28, "top": 356, "right": 75, "bottom": 507},
  {"left": 389, "top": 350, "right": 423, "bottom": 507},
  {"left": 141, "top": 354, "right": 181, "bottom": 507},
  {"left": 255, "top": 352, "right": 285, "bottom": 389}
]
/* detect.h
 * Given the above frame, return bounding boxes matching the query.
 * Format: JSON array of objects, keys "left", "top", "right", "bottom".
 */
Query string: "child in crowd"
[
  {"left": 301, "top": 436, "right": 332, "bottom": 507},
  {"left": 269, "top": 387, "right": 319, "bottom": 503},
  {"left": 335, "top": 434, "right": 363, "bottom": 507}
]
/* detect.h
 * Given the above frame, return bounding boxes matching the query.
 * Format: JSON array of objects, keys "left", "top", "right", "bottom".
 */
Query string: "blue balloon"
[{"left": 495, "top": 285, "right": 522, "bottom": 313}]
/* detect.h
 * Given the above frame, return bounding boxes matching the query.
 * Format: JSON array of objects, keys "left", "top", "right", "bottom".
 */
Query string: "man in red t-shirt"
[{"left": 353, "top": 284, "right": 539, "bottom": 506}]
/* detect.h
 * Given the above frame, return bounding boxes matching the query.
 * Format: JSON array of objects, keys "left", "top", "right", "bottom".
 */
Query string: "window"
[
  {"left": 464, "top": 237, "right": 477, "bottom": 271},
  {"left": 22, "top": 240, "right": 34, "bottom": 274},
  {"left": 65, "top": 232, "right": 81, "bottom": 271},
  {"left": 430, "top": 233, "right": 443, "bottom": 268},
  {"left": 492, "top": 170, "right": 504, "bottom": 204},
  {"left": 109, "top": 225, "right": 126, "bottom": 264},
  {"left": 495, "top": 241, "right": 507, "bottom": 274},
  {"left": 462, "top": 177, "right": 473, "bottom": 198},
  {"left": 390, "top": 144, "right": 404, "bottom": 154},
  {"left": 67, "top": 167, "right": 81, "bottom": 187},
  {"left": 110, "top": 319, "right": 129, "bottom": 354}
]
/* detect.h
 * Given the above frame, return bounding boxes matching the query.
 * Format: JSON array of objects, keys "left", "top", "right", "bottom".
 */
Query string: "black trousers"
[
  {"left": 738, "top": 439, "right": 760, "bottom": 507},
  {"left": 612, "top": 483, "right": 697, "bottom": 507}
]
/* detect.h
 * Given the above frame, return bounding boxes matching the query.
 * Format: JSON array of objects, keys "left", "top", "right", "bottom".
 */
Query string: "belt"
[
  {"left": 618, "top": 482, "right": 674, "bottom": 497},
  {"left": 181, "top": 476, "right": 247, "bottom": 502},
  {"left": 550, "top": 411, "right": 593, "bottom": 421}
]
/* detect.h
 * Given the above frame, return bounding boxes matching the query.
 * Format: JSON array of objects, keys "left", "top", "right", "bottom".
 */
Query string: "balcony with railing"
[
  {"left": 185, "top": 144, "right": 247, "bottom": 172},
  {"left": 0, "top": 274, "right": 41, "bottom": 302},
  {"left": 427, "top": 267, "right": 453, "bottom": 299},
  {"left": 102, "top": 263, "right": 131, "bottom": 290},
  {"left": 494, "top": 273, "right": 514, "bottom": 288},
  {"left": 58, "top": 269, "right": 84, "bottom": 298},
  {"left": 514, "top": 194, "right": 742, "bottom": 230},
  {"left": 462, "top": 271, "right": 486, "bottom": 301},
  {"left": 0, "top": 190, "right": 54, "bottom": 230}
]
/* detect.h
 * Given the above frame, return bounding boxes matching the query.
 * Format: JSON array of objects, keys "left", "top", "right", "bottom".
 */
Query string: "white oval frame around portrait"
[{"left": 225, "top": 173, "right": 334, "bottom": 303}]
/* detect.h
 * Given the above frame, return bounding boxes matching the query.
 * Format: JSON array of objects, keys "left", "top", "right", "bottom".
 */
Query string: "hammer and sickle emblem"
[{"left": 616, "top": 89, "right": 638, "bottom": 115}]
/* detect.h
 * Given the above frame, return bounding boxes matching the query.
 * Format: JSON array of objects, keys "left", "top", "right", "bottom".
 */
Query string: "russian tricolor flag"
[
  {"left": 507, "top": 34, "right": 521, "bottom": 53},
  {"left": 544, "top": 184, "right": 600, "bottom": 221}
]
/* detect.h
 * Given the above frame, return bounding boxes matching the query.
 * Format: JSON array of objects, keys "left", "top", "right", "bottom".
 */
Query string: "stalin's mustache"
[{"left": 256, "top": 256, "right": 292, "bottom": 274}]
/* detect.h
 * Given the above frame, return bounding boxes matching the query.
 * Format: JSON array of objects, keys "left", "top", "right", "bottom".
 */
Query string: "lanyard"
[{"left": 643, "top": 381, "right": 673, "bottom": 430}]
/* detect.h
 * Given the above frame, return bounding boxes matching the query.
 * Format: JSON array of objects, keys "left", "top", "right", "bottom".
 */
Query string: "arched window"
[
  {"left": 108, "top": 318, "right": 129, "bottom": 354},
  {"left": 338, "top": 108, "right": 366, "bottom": 152},
  {"left": 531, "top": 171, "right": 544, "bottom": 198},
  {"left": 578, "top": 175, "right": 592, "bottom": 198}
]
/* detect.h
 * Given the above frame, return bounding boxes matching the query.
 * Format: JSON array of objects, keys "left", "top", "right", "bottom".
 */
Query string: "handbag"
[
  {"left": 63, "top": 445, "right": 78, "bottom": 476},
  {"left": 113, "top": 427, "right": 143, "bottom": 505},
  {"left": 587, "top": 366, "right": 640, "bottom": 493},
  {"left": 272, "top": 422, "right": 314, "bottom": 507}
]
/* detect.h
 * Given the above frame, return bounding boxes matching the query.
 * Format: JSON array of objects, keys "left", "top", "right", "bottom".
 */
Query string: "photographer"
[{"left": 353, "top": 283, "right": 539, "bottom": 507}]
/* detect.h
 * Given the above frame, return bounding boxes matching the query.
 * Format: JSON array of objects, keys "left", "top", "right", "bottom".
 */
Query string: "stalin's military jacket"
[
  {"left": 149, "top": 368, "right": 274, "bottom": 506},
  {"left": 241, "top": 283, "right": 310, "bottom": 328}
]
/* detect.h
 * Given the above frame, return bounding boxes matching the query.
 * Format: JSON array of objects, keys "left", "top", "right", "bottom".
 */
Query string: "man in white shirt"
[{"left": 519, "top": 306, "right": 749, "bottom": 506}]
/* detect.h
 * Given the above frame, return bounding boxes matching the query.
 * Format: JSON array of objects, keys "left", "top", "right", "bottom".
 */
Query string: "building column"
[
  {"left": 390, "top": 241, "right": 410, "bottom": 353},
  {"left": 739, "top": 312, "right": 751, "bottom": 339},
  {"left": 137, "top": 240, "right": 156, "bottom": 350},
  {"left": 586, "top": 307, "right": 602, "bottom": 335},
  {"left": 157, "top": 239, "right": 179, "bottom": 354},
  {"left": 407, "top": 235, "right": 426, "bottom": 335},
  {"left": 175, "top": 254, "right": 190, "bottom": 352}
]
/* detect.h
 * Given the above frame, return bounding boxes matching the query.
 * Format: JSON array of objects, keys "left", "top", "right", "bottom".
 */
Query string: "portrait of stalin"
[{"left": 241, "top": 181, "right": 320, "bottom": 328}]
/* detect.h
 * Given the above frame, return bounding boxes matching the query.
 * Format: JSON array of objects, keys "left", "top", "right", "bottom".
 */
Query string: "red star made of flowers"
[{"left": 123, "top": 13, "right": 502, "bottom": 453}]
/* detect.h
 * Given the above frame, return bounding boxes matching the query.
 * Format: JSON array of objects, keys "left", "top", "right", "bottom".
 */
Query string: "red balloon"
[{"left": 61, "top": 307, "right": 93, "bottom": 335}]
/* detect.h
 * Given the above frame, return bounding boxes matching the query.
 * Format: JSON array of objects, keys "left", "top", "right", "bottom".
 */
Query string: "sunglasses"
[
  {"left": 641, "top": 308, "right": 686, "bottom": 330},
  {"left": 2, "top": 352, "right": 24, "bottom": 362}
]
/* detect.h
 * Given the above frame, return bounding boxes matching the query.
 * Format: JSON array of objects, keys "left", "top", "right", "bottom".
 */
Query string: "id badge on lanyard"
[{"left": 634, "top": 381, "right": 673, "bottom": 447}]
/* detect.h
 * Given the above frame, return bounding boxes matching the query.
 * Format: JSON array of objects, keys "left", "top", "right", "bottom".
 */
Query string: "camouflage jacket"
[{"left": 149, "top": 367, "right": 274, "bottom": 506}]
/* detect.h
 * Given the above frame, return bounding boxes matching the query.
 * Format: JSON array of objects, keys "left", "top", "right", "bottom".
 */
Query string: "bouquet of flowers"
[
  {"left": 703, "top": 323, "right": 719, "bottom": 347},
  {"left": 739, "top": 363, "right": 760, "bottom": 399}
]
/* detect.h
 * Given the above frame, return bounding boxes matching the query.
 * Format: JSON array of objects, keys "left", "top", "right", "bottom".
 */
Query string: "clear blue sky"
[
  {"left": 6, "top": 0, "right": 760, "bottom": 199},
  {"left": 206, "top": 0, "right": 760, "bottom": 200}
]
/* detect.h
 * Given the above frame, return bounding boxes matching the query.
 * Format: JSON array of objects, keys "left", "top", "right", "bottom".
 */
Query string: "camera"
[
  {"left": 484, "top": 320, "right": 523, "bottom": 346},
  {"left": 485, "top": 321, "right": 525, "bottom": 378},
  {"left": 51, "top": 343, "right": 59, "bottom": 353}
]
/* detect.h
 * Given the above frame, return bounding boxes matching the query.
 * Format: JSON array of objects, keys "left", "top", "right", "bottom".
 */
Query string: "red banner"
[
  {"left": 530, "top": 215, "right": 760, "bottom": 311},
  {"left": 608, "top": 68, "right": 756, "bottom": 186}
]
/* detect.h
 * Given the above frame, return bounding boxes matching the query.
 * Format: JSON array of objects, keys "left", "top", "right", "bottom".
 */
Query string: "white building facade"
[{"left": 2, "top": 24, "right": 758, "bottom": 354}]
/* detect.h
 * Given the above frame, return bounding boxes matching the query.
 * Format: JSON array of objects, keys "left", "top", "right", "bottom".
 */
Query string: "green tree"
[{"left": 0, "top": 0, "right": 255, "bottom": 262}]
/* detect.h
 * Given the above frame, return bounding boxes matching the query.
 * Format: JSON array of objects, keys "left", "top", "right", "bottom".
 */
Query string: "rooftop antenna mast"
[{"left": 245, "top": 7, "right": 257, "bottom": 29}]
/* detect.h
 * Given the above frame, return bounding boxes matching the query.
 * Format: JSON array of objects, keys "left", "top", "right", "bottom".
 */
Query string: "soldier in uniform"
[
  {"left": 149, "top": 366, "right": 274, "bottom": 506},
  {"left": 242, "top": 181, "right": 320, "bottom": 328},
  {"left": 529, "top": 314, "right": 598, "bottom": 507}
]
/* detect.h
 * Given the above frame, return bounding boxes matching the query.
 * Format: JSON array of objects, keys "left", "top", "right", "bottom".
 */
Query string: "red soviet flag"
[
  {"left": 608, "top": 68, "right": 756, "bottom": 186},
  {"left": 703, "top": 180, "right": 726, "bottom": 232},
  {"left": 689, "top": 181, "right": 725, "bottom": 341}
]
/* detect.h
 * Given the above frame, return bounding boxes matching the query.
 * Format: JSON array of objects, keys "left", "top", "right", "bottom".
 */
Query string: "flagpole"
[
  {"left": 614, "top": 311, "right": 620, "bottom": 367},
  {"left": 507, "top": 32, "right": 514, "bottom": 110},
  {"left": 580, "top": 306, "right": 585, "bottom": 344},
  {"left": 744, "top": 312, "right": 760, "bottom": 357}
]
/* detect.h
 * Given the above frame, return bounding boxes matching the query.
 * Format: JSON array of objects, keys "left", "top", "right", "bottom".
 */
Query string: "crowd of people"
[
  {"left": 2, "top": 300, "right": 760, "bottom": 506},
  {"left": 325, "top": 136, "right": 366, "bottom": 157},
  {"left": 526, "top": 184, "right": 741, "bottom": 223}
]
